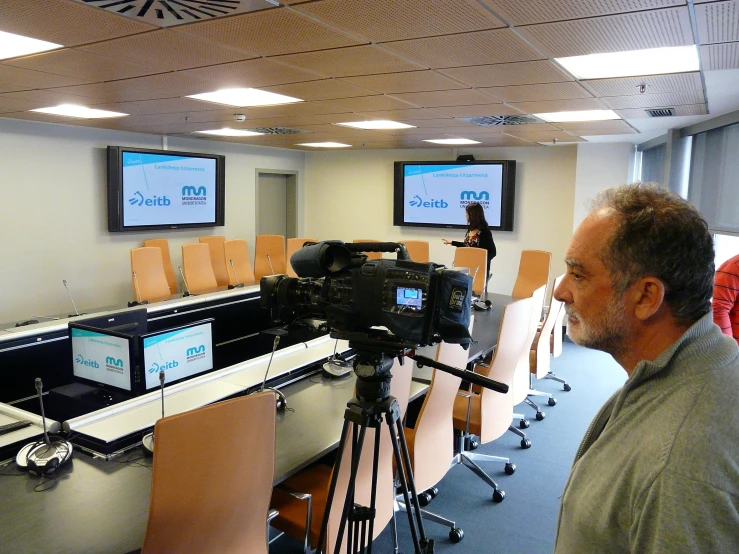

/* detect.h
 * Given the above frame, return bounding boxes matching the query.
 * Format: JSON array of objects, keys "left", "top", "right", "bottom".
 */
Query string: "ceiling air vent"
[
  {"left": 461, "top": 115, "right": 543, "bottom": 126},
  {"left": 246, "top": 127, "right": 309, "bottom": 135},
  {"left": 645, "top": 108, "right": 676, "bottom": 117}
]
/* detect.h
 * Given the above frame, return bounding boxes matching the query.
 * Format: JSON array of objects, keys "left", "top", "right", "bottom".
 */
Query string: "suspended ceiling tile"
[
  {"left": 349, "top": 115, "right": 454, "bottom": 126},
  {"left": 581, "top": 72, "right": 702, "bottom": 96},
  {"left": 478, "top": 0, "right": 686, "bottom": 26},
  {"left": 182, "top": 58, "right": 322, "bottom": 89},
  {"left": 615, "top": 104, "right": 707, "bottom": 117},
  {"left": 273, "top": 45, "right": 425, "bottom": 78},
  {"left": 474, "top": 135, "right": 541, "bottom": 146},
  {"left": 562, "top": 126, "right": 639, "bottom": 136},
  {"left": 341, "top": 71, "right": 469, "bottom": 94},
  {"left": 389, "top": 89, "right": 500, "bottom": 108},
  {"left": 519, "top": 7, "right": 695, "bottom": 57},
  {"left": 700, "top": 43, "right": 739, "bottom": 69},
  {"left": 94, "top": 96, "right": 221, "bottom": 116},
  {"left": 261, "top": 79, "right": 377, "bottom": 101},
  {"left": 480, "top": 81, "right": 593, "bottom": 102},
  {"left": 504, "top": 130, "right": 586, "bottom": 142},
  {"left": 0, "top": 96, "right": 34, "bottom": 114},
  {"left": 0, "top": 88, "right": 104, "bottom": 107},
  {"left": 383, "top": 29, "right": 545, "bottom": 68},
  {"left": 486, "top": 123, "right": 559, "bottom": 132},
  {"left": 4, "top": 49, "right": 159, "bottom": 81},
  {"left": 508, "top": 97, "right": 606, "bottom": 113},
  {"left": 0, "top": 83, "right": 25, "bottom": 94},
  {"left": 695, "top": 0, "right": 739, "bottom": 44},
  {"left": 176, "top": 7, "right": 364, "bottom": 56},
  {"left": 109, "top": 72, "right": 212, "bottom": 96},
  {"left": 0, "top": 0, "right": 156, "bottom": 47},
  {"left": 310, "top": 95, "right": 415, "bottom": 113},
  {"left": 78, "top": 30, "right": 255, "bottom": 71},
  {"left": 432, "top": 104, "right": 527, "bottom": 117},
  {"left": 601, "top": 90, "right": 705, "bottom": 109},
  {"left": 293, "top": 0, "right": 505, "bottom": 42},
  {"left": 0, "top": 64, "right": 93, "bottom": 91},
  {"left": 46, "top": 82, "right": 174, "bottom": 103},
  {"left": 236, "top": 101, "right": 351, "bottom": 119},
  {"left": 439, "top": 60, "right": 573, "bottom": 87},
  {"left": 556, "top": 119, "right": 638, "bottom": 133}
]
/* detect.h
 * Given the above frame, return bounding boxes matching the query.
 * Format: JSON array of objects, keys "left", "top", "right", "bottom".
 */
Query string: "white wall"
[
  {"left": 303, "top": 146, "right": 578, "bottom": 297},
  {"left": 0, "top": 118, "right": 305, "bottom": 322},
  {"left": 572, "top": 142, "right": 636, "bottom": 230}
]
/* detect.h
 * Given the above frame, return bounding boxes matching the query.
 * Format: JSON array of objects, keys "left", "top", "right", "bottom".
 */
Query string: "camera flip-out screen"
[{"left": 396, "top": 287, "right": 423, "bottom": 309}]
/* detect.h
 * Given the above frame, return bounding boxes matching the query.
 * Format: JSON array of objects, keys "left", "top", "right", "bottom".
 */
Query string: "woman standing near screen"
[{"left": 442, "top": 202, "right": 497, "bottom": 271}]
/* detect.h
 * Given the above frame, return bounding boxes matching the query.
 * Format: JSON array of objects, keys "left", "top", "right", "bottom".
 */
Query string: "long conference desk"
[{"left": 0, "top": 291, "right": 509, "bottom": 554}]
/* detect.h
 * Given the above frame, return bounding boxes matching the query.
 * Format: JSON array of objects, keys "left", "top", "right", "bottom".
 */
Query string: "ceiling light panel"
[
  {"left": 534, "top": 110, "right": 620, "bottom": 122},
  {"left": 0, "top": 30, "right": 62, "bottom": 61},
  {"left": 556, "top": 46, "right": 700, "bottom": 80},
  {"left": 423, "top": 138, "right": 481, "bottom": 145},
  {"left": 30, "top": 104, "right": 128, "bottom": 118},
  {"left": 194, "top": 128, "right": 264, "bottom": 136},
  {"left": 335, "top": 120, "right": 416, "bottom": 129},
  {"left": 297, "top": 142, "right": 352, "bottom": 148},
  {"left": 187, "top": 88, "right": 303, "bottom": 107}
]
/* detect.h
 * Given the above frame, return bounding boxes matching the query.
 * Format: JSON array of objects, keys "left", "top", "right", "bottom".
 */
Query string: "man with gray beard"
[{"left": 553, "top": 183, "right": 739, "bottom": 553}]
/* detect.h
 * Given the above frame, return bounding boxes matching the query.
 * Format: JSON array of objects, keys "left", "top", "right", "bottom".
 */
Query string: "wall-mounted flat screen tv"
[
  {"left": 107, "top": 146, "right": 225, "bottom": 232},
  {"left": 393, "top": 160, "right": 516, "bottom": 231}
]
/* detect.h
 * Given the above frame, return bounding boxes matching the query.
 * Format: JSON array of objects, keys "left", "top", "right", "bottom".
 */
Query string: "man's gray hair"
[{"left": 590, "top": 182, "right": 714, "bottom": 325}]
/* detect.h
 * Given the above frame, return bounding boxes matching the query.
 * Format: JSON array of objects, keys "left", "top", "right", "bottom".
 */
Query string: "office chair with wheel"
[
  {"left": 270, "top": 357, "right": 413, "bottom": 554},
  {"left": 181, "top": 243, "right": 219, "bottom": 294},
  {"left": 453, "top": 247, "right": 488, "bottom": 296},
  {"left": 143, "top": 238, "right": 177, "bottom": 295},
  {"left": 511, "top": 250, "right": 551, "bottom": 299},
  {"left": 254, "top": 234, "right": 286, "bottom": 281},
  {"left": 130, "top": 247, "right": 172, "bottom": 303},
  {"left": 223, "top": 239, "right": 257, "bottom": 287},
  {"left": 199, "top": 236, "right": 229, "bottom": 287},
  {"left": 287, "top": 237, "right": 318, "bottom": 277},
  {"left": 452, "top": 296, "right": 534, "bottom": 501},
  {"left": 547, "top": 282, "right": 572, "bottom": 391},
  {"left": 141, "top": 391, "right": 278, "bottom": 554},
  {"left": 400, "top": 240, "right": 430, "bottom": 263}
]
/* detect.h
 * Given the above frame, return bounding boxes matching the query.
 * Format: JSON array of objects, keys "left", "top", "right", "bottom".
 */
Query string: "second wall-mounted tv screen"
[
  {"left": 107, "top": 146, "right": 225, "bottom": 232},
  {"left": 393, "top": 160, "right": 516, "bottom": 231}
]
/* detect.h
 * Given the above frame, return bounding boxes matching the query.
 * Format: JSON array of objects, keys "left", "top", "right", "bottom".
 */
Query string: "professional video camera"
[{"left": 260, "top": 240, "right": 473, "bottom": 353}]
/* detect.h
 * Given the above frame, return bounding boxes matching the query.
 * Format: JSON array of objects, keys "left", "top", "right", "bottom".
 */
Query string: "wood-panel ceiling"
[{"left": 0, "top": 0, "right": 730, "bottom": 149}]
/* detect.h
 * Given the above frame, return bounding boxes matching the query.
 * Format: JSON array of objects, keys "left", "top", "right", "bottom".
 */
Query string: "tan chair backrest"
[
  {"left": 512, "top": 250, "right": 551, "bottom": 299},
  {"left": 199, "top": 236, "right": 229, "bottom": 287},
  {"left": 286, "top": 237, "right": 318, "bottom": 278},
  {"left": 130, "top": 247, "right": 171, "bottom": 302},
  {"left": 254, "top": 234, "right": 286, "bottom": 281},
  {"left": 453, "top": 246, "right": 487, "bottom": 295},
  {"left": 223, "top": 239, "right": 256, "bottom": 286},
  {"left": 530, "top": 274, "right": 565, "bottom": 378},
  {"left": 353, "top": 239, "right": 382, "bottom": 261},
  {"left": 182, "top": 243, "right": 219, "bottom": 294},
  {"left": 143, "top": 239, "right": 177, "bottom": 294},
  {"left": 323, "top": 357, "right": 412, "bottom": 553},
  {"left": 410, "top": 329, "right": 470, "bottom": 492},
  {"left": 511, "top": 285, "right": 546, "bottom": 405},
  {"left": 401, "top": 240, "right": 430, "bottom": 263},
  {"left": 479, "top": 296, "right": 534, "bottom": 444},
  {"left": 142, "top": 391, "right": 276, "bottom": 554}
]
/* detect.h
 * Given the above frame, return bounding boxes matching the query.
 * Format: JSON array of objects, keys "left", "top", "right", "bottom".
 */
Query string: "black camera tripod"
[{"left": 314, "top": 333, "right": 508, "bottom": 554}]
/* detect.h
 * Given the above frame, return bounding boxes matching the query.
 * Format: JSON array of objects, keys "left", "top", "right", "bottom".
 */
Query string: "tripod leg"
[
  {"left": 336, "top": 421, "right": 368, "bottom": 554},
  {"left": 388, "top": 417, "right": 424, "bottom": 553}
]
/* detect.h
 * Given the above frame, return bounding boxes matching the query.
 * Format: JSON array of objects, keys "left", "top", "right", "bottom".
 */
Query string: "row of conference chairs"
[{"left": 138, "top": 250, "right": 568, "bottom": 552}]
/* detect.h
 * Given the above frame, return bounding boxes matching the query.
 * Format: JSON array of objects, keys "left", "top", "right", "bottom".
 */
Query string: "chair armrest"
[{"left": 274, "top": 484, "right": 312, "bottom": 553}]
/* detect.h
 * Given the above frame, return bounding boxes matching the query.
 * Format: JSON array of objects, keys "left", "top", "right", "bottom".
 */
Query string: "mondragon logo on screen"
[
  {"left": 105, "top": 356, "right": 125, "bottom": 373},
  {"left": 181, "top": 186, "right": 207, "bottom": 206},
  {"left": 459, "top": 190, "right": 490, "bottom": 208},
  {"left": 186, "top": 344, "right": 207, "bottom": 362}
]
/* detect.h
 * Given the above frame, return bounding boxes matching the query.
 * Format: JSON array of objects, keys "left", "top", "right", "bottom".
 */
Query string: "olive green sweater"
[{"left": 555, "top": 312, "right": 739, "bottom": 553}]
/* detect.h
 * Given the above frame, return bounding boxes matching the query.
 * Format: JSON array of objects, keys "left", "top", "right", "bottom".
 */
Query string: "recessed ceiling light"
[
  {"left": 555, "top": 45, "right": 700, "bottom": 80},
  {"left": 335, "top": 120, "right": 416, "bottom": 130},
  {"left": 30, "top": 105, "right": 128, "bottom": 119},
  {"left": 0, "top": 30, "right": 62, "bottom": 61},
  {"left": 297, "top": 142, "right": 352, "bottom": 148},
  {"left": 534, "top": 110, "right": 620, "bottom": 123},
  {"left": 187, "top": 88, "right": 303, "bottom": 107},
  {"left": 423, "top": 138, "right": 481, "bottom": 145},
  {"left": 194, "top": 128, "right": 264, "bottom": 137}
]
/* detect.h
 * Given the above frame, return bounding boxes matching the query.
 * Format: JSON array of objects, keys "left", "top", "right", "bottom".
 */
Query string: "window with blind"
[{"left": 640, "top": 144, "right": 666, "bottom": 185}]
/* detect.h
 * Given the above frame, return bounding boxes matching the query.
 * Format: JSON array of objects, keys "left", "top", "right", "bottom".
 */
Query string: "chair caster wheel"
[
  {"left": 428, "top": 486, "right": 439, "bottom": 499},
  {"left": 465, "top": 436, "right": 479, "bottom": 451},
  {"left": 504, "top": 462, "right": 516, "bottom": 475},
  {"left": 521, "top": 439, "right": 532, "bottom": 449},
  {"left": 535, "top": 411, "right": 545, "bottom": 421},
  {"left": 418, "top": 492, "right": 432, "bottom": 507},
  {"left": 449, "top": 528, "right": 464, "bottom": 543},
  {"left": 548, "top": 397, "right": 557, "bottom": 406},
  {"left": 519, "top": 419, "right": 530, "bottom": 429},
  {"left": 492, "top": 489, "right": 505, "bottom": 503},
  {"left": 564, "top": 384, "right": 572, "bottom": 392}
]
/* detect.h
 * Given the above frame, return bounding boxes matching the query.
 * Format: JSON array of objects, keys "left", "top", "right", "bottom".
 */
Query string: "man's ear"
[{"left": 631, "top": 277, "right": 666, "bottom": 321}]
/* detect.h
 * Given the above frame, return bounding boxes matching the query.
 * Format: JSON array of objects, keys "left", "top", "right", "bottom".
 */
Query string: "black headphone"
[{"left": 24, "top": 439, "right": 72, "bottom": 477}]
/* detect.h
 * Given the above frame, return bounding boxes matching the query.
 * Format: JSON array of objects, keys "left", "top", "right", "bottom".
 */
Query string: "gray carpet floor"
[{"left": 271, "top": 340, "right": 627, "bottom": 553}]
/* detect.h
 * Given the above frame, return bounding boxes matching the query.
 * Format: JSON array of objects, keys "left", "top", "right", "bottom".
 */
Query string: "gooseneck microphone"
[
  {"left": 267, "top": 254, "right": 275, "bottom": 275},
  {"left": 16, "top": 378, "right": 73, "bottom": 476},
  {"left": 228, "top": 259, "right": 244, "bottom": 289},
  {"left": 128, "top": 272, "right": 150, "bottom": 307},
  {"left": 142, "top": 370, "right": 165, "bottom": 454},
  {"left": 63, "top": 279, "right": 81, "bottom": 317},
  {"left": 178, "top": 266, "right": 192, "bottom": 297},
  {"left": 258, "top": 336, "right": 287, "bottom": 410}
]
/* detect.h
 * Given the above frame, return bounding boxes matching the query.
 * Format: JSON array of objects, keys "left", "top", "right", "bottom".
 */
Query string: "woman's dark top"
[{"left": 451, "top": 228, "right": 497, "bottom": 271}]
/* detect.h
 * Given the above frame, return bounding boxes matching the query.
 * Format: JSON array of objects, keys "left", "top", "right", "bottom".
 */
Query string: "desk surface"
[{"left": 0, "top": 374, "right": 429, "bottom": 554}]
